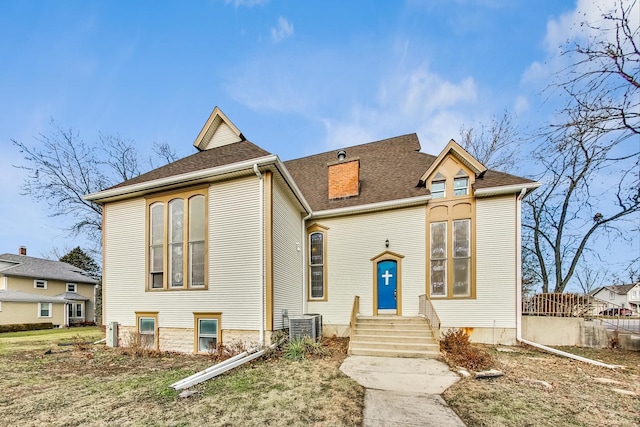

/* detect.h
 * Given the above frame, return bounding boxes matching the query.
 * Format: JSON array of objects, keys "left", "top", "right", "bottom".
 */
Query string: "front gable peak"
[
  {"left": 193, "top": 106, "right": 245, "bottom": 151},
  {"left": 420, "top": 139, "right": 487, "bottom": 184}
]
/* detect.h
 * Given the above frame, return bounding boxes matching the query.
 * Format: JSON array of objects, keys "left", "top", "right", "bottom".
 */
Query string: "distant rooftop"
[{"left": 0, "top": 253, "right": 99, "bottom": 284}]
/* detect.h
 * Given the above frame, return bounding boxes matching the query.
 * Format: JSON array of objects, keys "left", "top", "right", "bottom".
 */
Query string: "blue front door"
[{"left": 377, "top": 260, "right": 397, "bottom": 310}]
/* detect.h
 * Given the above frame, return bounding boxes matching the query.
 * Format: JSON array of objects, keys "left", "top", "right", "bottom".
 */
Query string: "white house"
[
  {"left": 85, "top": 107, "right": 540, "bottom": 354},
  {"left": 592, "top": 283, "right": 640, "bottom": 314}
]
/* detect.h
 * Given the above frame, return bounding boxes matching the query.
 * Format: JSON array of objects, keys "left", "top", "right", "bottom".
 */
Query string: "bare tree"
[
  {"left": 523, "top": 0, "right": 639, "bottom": 294},
  {"left": 554, "top": 0, "right": 639, "bottom": 143},
  {"left": 524, "top": 108, "right": 639, "bottom": 293},
  {"left": 12, "top": 120, "right": 177, "bottom": 246},
  {"left": 149, "top": 141, "right": 178, "bottom": 169},
  {"left": 575, "top": 264, "right": 607, "bottom": 295},
  {"left": 458, "top": 111, "right": 520, "bottom": 172}
]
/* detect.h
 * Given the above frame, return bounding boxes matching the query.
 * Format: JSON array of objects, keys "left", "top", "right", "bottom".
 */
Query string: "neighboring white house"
[
  {"left": 592, "top": 283, "right": 640, "bottom": 314},
  {"left": 85, "top": 107, "right": 540, "bottom": 354}
]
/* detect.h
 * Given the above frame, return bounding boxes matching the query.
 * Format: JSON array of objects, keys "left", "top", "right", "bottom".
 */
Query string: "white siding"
[
  {"left": 202, "top": 122, "right": 242, "bottom": 150},
  {"left": 103, "top": 199, "right": 146, "bottom": 327},
  {"left": 307, "top": 206, "right": 426, "bottom": 326},
  {"left": 433, "top": 195, "right": 518, "bottom": 329},
  {"left": 272, "top": 181, "right": 304, "bottom": 329},
  {"left": 103, "top": 177, "right": 263, "bottom": 332}
]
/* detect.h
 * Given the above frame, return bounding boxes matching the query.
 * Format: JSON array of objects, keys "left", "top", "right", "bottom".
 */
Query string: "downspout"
[
  {"left": 254, "top": 164, "right": 265, "bottom": 346},
  {"left": 514, "top": 189, "right": 618, "bottom": 369},
  {"left": 301, "top": 212, "right": 313, "bottom": 315}
]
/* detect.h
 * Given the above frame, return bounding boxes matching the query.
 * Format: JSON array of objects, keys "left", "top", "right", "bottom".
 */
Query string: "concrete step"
[
  {"left": 354, "top": 327, "right": 432, "bottom": 337},
  {"left": 350, "top": 340, "right": 439, "bottom": 352},
  {"left": 349, "top": 347, "right": 442, "bottom": 359},
  {"left": 356, "top": 316, "right": 429, "bottom": 325},
  {"left": 352, "top": 334, "right": 436, "bottom": 345},
  {"left": 349, "top": 316, "right": 440, "bottom": 359}
]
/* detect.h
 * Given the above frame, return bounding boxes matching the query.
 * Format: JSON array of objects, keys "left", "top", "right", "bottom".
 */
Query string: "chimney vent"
[
  {"left": 337, "top": 150, "right": 346, "bottom": 161},
  {"left": 19, "top": 246, "right": 27, "bottom": 256}
]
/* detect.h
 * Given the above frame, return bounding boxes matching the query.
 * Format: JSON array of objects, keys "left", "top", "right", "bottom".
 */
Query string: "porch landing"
[{"left": 349, "top": 316, "right": 441, "bottom": 359}]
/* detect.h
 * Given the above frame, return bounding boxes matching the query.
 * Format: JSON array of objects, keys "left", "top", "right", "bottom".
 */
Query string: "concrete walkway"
[{"left": 340, "top": 356, "right": 466, "bottom": 426}]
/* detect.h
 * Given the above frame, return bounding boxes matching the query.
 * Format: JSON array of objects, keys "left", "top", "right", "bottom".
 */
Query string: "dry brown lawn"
[
  {"left": 2, "top": 328, "right": 639, "bottom": 427},
  {"left": 0, "top": 328, "right": 363, "bottom": 426},
  {"left": 443, "top": 345, "right": 640, "bottom": 427}
]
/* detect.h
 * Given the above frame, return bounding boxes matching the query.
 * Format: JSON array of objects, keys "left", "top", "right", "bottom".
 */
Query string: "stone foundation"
[
  {"left": 113, "top": 325, "right": 271, "bottom": 353},
  {"left": 321, "top": 324, "right": 350, "bottom": 337}
]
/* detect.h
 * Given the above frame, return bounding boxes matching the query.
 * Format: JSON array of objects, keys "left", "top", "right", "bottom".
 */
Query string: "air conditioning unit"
[{"left": 289, "top": 314, "right": 321, "bottom": 341}]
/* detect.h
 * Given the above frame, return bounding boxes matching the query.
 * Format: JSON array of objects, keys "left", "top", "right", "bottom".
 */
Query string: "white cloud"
[
  {"left": 271, "top": 17, "right": 294, "bottom": 43},
  {"left": 321, "top": 65, "right": 478, "bottom": 152},
  {"left": 224, "top": 0, "right": 268, "bottom": 8},
  {"left": 523, "top": 0, "right": 638, "bottom": 86},
  {"left": 514, "top": 95, "right": 529, "bottom": 115}
]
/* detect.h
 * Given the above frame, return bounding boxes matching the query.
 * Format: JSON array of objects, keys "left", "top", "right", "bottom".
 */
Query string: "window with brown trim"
[
  {"left": 136, "top": 312, "right": 158, "bottom": 350},
  {"left": 307, "top": 224, "right": 328, "bottom": 301},
  {"left": 193, "top": 312, "right": 221, "bottom": 354},
  {"left": 146, "top": 187, "right": 207, "bottom": 290},
  {"left": 429, "top": 218, "right": 473, "bottom": 298}
]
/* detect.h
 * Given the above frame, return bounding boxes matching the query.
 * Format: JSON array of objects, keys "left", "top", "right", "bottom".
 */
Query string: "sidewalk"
[{"left": 340, "top": 356, "right": 466, "bottom": 426}]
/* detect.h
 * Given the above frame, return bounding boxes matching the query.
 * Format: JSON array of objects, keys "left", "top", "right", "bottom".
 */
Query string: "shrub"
[
  {"left": 0, "top": 323, "right": 54, "bottom": 333},
  {"left": 283, "top": 337, "right": 327, "bottom": 361},
  {"left": 120, "top": 332, "right": 162, "bottom": 358},
  {"left": 440, "top": 328, "right": 494, "bottom": 371},
  {"left": 208, "top": 340, "right": 252, "bottom": 363}
]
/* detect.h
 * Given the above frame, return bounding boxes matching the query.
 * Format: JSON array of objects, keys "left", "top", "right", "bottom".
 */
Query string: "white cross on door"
[{"left": 381, "top": 270, "right": 393, "bottom": 286}]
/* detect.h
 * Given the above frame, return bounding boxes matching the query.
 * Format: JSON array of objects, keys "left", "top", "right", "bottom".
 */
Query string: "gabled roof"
[
  {"left": 86, "top": 111, "right": 538, "bottom": 212},
  {"left": 419, "top": 139, "right": 487, "bottom": 183},
  {"left": 105, "top": 140, "right": 271, "bottom": 191},
  {"left": 284, "top": 133, "right": 537, "bottom": 212},
  {"left": 602, "top": 283, "right": 638, "bottom": 295},
  {"left": 285, "top": 134, "right": 433, "bottom": 212},
  {"left": 193, "top": 106, "right": 245, "bottom": 151},
  {"left": 0, "top": 254, "right": 98, "bottom": 284}
]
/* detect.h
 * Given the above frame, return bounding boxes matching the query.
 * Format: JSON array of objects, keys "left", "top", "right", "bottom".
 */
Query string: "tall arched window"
[
  {"left": 189, "top": 195, "right": 206, "bottom": 287},
  {"left": 307, "top": 224, "right": 328, "bottom": 301},
  {"left": 146, "top": 187, "right": 207, "bottom": 290},
  {"left": 149, "top": 202, "right": 164, "bottom": 289}
]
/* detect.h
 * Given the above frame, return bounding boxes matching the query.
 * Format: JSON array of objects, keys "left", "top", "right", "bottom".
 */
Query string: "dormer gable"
[
  {"left": 420, "top": 139, "right": 487, "bottom": 184},
  {"left": 193, "top": 106, "right": 245, "bottom": 151},
  {"left": 420, "top": 139, "right": 486, "bottom": 199}
]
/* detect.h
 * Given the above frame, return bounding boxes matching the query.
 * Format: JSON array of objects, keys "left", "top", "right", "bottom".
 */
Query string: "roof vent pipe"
[{"left": 337, "top": 150, "right": 346, "bottom": 161}]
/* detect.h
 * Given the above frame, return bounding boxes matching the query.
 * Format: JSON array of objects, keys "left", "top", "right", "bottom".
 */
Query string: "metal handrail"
[
  {"left": 418, "top": 294, "right": 441, "bottom": 343},
  {"left": 349, "top": 295, "right": 360, "bottom": 340}
]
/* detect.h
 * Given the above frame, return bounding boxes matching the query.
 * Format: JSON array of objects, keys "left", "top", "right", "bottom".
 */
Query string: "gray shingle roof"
[
  {"left": 0, "top": 290, "right": 68, "bottom": 303},
  {"left": 0, "top": 254, "right": 99, "bottom": 284},
  {"left": 99, "top": 132, "right": 536, "bottom": 212},
  {"left": 107, "top": 140, "right": 271, "bottom": 190},
  {"left": 283, "top": 133, "right": 536, "bottom": 211},
  {"left": 605, "top": 283, "right": 638, "bottom": 295}
]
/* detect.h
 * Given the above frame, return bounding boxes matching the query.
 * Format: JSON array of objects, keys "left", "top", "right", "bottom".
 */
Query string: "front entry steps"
[{"left": 349, "top": 316, "right": 441, "bottom": 359}]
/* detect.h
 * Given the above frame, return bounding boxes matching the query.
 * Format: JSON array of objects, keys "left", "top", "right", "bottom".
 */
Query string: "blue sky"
[{"left": 0, "top": 0, "right": 637, "bottom": 284}]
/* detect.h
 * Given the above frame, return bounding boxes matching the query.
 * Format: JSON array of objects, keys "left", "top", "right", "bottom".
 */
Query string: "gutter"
[
  {"left": 301, "top": 212, "right": 312, "bottom": 315},
  {"left": 84, "top": 155, "right": 280, "bottom": 203},
  {"left": 475, "top": 182, "right": 541, "bottom": 198},
  {"left": 514, "top": 189, "right": 619, "bottom": 369},
  {"left": 254, "top": 164, "right": 265, "bottom": 347},
  {"left": 170, "top": 343, "right": 278, "bottom": 390},
  {"left": 310, "top": 194, "right": 432, "bottom": 219}
]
